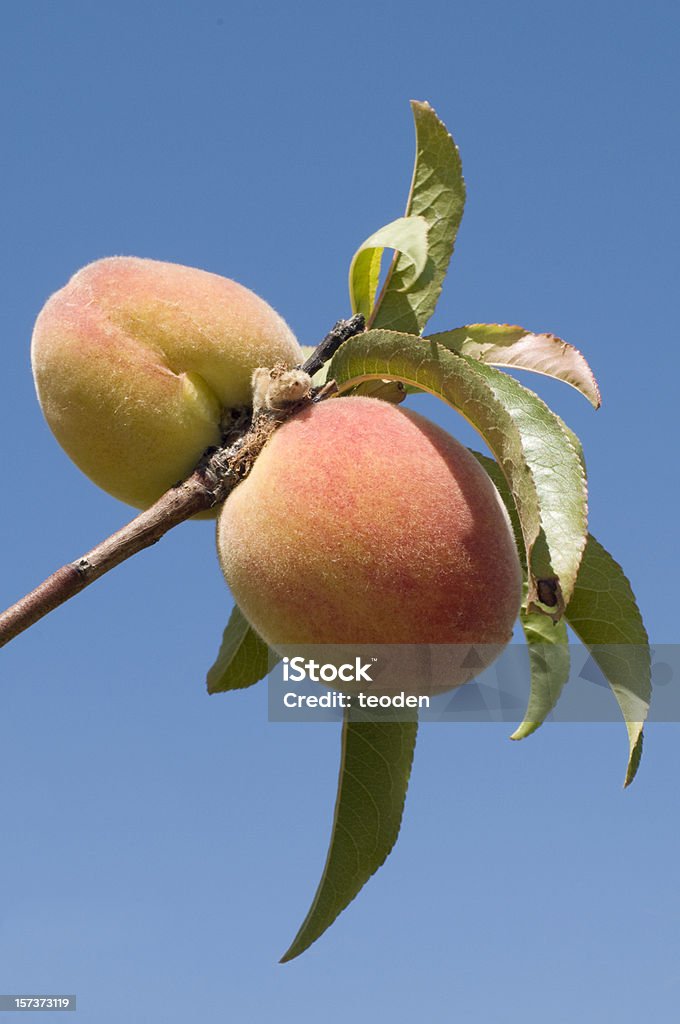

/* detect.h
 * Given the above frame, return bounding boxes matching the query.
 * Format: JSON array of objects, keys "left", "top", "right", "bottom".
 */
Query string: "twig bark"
[
  {"left": 300, "top": 314, "right": 365, "bottom": 378},
  {"left": 0, "top": 314, "right": 365, "bottom": 649}
]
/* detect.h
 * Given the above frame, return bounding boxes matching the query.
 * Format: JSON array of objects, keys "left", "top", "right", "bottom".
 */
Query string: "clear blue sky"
[{"left": 1, "top": 2, "right": 678, "bottom": 1021}]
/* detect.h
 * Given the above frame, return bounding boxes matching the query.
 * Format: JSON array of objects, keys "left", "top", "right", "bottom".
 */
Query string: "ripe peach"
[
  {"left": 217, "top": 396, "right": 522, "bottom": 690},
  {"left": 31, "top": 257, "right": 302, "bottom": 509}
]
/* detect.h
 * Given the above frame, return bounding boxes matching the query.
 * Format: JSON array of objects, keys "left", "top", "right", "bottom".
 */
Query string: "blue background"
[{"left": 1, "top": 2, "right": 678, "bottom": 1021}]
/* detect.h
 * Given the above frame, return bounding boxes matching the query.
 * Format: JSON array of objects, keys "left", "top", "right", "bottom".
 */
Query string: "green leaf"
[
  {"left": 470, "top": 450, "right": 570, "bottom": 738},
  {"left": 512, "top": 609, "right": 570, "bottom": 739},
  {"left": 349, "top": 216, "right": 429, "bottom": 320},
  {"left": 430, "top": 324, "right": 601, "bottom": 408},
  {"left": 280, "top": 710, "right": 417, "bottom": 962},
  {"left": 206, "top": 604, "right": 277, "bottom": 694},
  {"left": 564, "top": 534, "right": 650, "bottom": 786},
  {"left": 434, "top": 343, "right": 589, "bottom": 611},
  {"left": 370, "top": 101, "right": 465, "bottom": 334},
  {"left": 470, "top": 448, "right": 648, "bottom": 777},
  {"left": 299, "top": 345, "right": 406, "bottom": 404},
  {"left": 456, "top": 360, "right": 588, "bottom": 612},
  {"left": 330, "top": 329, "right": 588, "bottom": 618}
]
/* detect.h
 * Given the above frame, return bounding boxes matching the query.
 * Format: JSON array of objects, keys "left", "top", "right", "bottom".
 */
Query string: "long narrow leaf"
[
  {"left": 371, "top": 101, "right": 465, "bottom": 334},
  {"left": 565, "top": 535, "right": 650, "bottom": 786},
  {"left": 513, "top": 610, "right": 570, "bottom": 739},
  {"left": 466, "top": 359, "right": 588, "bottom": 610},
  {"left": 470, "top": 450, "right": 571, "bottom": 737},
  {"left": 280, "top": 711, "right": 417, "bottom": 962},
  {"left": 472, "top": 445, "right": 649, "bottom": 778}
]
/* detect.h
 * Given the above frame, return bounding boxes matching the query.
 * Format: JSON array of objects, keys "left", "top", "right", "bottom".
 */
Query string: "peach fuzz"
[
  {"left": 31, "top": 257, "right": 302, "bottom": 509},
  {"left": 217, "top": 396, "right": 523, "bottom": 677}
]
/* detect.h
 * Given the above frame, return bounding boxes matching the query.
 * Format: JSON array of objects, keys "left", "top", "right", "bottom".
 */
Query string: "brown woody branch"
[{"left": 0, "top": 315, "right": 365, "bottom": 649}]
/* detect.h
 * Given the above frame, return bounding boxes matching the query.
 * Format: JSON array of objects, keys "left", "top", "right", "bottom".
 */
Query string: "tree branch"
[
  {"left": 300, "top": 314, "right": 365, "bottom": 378},
  {"left": 0, "top": 314, "right": 365, "bottom": 649}
]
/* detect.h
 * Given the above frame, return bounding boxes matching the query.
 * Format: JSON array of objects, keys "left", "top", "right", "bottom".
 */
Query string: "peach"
[
  {"left": 217, "top": 396, "right": 522, "bottom": 690},
  {"left": 31, "top": 257, "right": 302, "bottom": 509}
]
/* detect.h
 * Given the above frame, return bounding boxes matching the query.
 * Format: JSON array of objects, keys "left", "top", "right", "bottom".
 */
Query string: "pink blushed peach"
[{"left": 217, "top": 396, "right": 522, "bottom": 688}]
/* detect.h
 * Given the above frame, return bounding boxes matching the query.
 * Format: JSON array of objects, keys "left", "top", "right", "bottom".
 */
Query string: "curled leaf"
[
  {"left": 430, "top": 324, "right": 601, "bottom": 408},
  {"left": 349, "top": 216, "right": 429, "bottom": 320}
]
